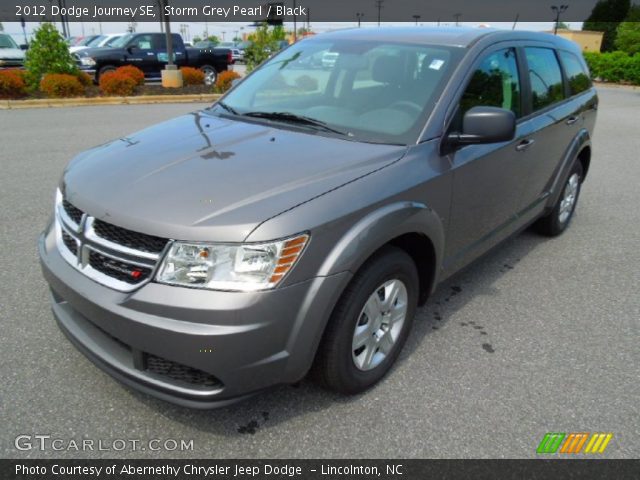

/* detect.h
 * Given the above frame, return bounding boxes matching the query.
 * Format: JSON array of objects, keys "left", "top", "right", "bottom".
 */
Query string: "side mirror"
[
  {"left": 20, "top": 44, "right": 29, "bottom": 51},
  {"left": 126, "top": 45, "right": 136, "bottom": 54},
  {"left": 448, "top": 106, "right": 516, "bottom": 146}
]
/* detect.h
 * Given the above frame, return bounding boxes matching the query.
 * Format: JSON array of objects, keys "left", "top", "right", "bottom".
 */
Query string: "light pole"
[
  {"left": 413, "top": 15, "right": 420, "bottom": 26},
  {"left": 551, "top": 5, "right": 569, "bottom": 34},
  {"left": 453, "top": 13, "right": 462, "bottom": 26},
  {"left": 356, "top": 12, "right": 364, "bottom": 27},
  {"left": 160, "top": 0, "right": 183, "bottom": 88},
  {"left": 375, "top": 0, "right": 384, "bottom": 27}
]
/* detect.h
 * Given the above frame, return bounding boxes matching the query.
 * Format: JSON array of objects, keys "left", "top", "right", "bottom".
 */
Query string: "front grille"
[
  {"left": 93, "top": 219, "right": 168, "bottom": 254},
  {"left": 62, "top": 231, "right": 78, "bottom": 256},
  {"left": 63, "top": 199, "right": 84, "bottom": 224},
  {"left": 88, "top": 250, "right": 152, "bottom": 284},
  {"left": 146, "top": 354, "right": 222, "bottom": 388}
]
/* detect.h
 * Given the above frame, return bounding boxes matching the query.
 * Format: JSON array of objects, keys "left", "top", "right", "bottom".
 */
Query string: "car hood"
[
  {"left": 62, "top": 111, "right": 407, "bottom": 242},
  {"left": 0, "top": 48, "right": 25, "bottom": 60}
]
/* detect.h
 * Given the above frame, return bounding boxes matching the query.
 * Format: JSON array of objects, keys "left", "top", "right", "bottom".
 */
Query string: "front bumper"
[{"left": 39, "top": 225, "right": 351, "bottom": 408}]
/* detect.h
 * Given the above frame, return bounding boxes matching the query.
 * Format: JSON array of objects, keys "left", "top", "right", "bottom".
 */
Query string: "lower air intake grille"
[
  {"left": 146, "top": 354, "right": 222, "bottom": 388},
  {"left": 88, "top": 251, "right": 152, "bottom": 284}
]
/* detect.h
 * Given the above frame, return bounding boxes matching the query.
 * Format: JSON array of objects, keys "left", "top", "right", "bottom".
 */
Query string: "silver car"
[{"left": 40, "top": 28, "right": 597, "bottom": 408}]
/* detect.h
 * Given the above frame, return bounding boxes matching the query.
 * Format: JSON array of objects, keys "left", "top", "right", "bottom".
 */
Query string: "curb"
[{"left": 0, "top": 94, "right": 222, "bottom": 110}]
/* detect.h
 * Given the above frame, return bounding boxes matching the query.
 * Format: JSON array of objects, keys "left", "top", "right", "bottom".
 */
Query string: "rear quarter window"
[
  {"left": 559, "top": 50, "right": 592, "bottom": 96},
  {"left": 525, "top": 47, "right": 565, "bottom": 111}
]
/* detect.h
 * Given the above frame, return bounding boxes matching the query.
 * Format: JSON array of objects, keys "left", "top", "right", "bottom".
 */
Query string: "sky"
[{"left": 2, "top": 21, "right": 578, "bottom": 44}]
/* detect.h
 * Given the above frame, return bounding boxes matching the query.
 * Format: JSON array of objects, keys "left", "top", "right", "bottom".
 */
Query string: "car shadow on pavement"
[{"left": 125, "top": 227, "right": 549, "bottom": 437}]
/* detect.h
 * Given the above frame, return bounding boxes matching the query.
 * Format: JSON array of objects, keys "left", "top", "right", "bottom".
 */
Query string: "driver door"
[{"left": 444, "top": 47, "right": 533, "bottom": 273}]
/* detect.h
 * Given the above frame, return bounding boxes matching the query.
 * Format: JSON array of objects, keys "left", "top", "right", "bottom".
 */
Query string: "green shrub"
[
  {"left": 39, "top": 73, "right": 84, "bottom": 98},
  {"left": 584, "top": 51, "right": 640, "bottom": 85},
  {"left": 24, "top": 23, "right": 78, "bottom": 90}
]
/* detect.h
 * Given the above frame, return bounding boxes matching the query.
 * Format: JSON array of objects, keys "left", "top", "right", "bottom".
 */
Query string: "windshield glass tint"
[
  {"left": 0, "top": 34, "right": 19, "bottom": 49},
  {"left": 219, "top": 39, "right": 460, "bottom": 144}
]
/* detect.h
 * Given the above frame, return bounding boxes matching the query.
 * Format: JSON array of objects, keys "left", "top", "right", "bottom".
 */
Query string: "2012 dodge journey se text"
[{"left": 39, "top": 28, "right": 597, "bottom": 408}]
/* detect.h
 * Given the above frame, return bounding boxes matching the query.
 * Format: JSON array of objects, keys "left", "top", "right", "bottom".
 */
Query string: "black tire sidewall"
[
  {"left": 549, "top": 161, "right": 584, "bottom": 234},
  {"left": 327, "top": 248, "right": 419, "bottom": 393},
  {"left": 97, "top": 65, "right": 116, "bottom": 82}
]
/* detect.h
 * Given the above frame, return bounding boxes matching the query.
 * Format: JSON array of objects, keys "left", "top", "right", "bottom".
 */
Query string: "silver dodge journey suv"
[{"left": 40, "top": 28, "right": 597, "bottom": 407}]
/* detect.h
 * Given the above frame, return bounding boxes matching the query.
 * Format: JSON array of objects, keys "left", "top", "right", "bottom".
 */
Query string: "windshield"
[
  {"left": 87, "top": 35, "right": 106, "bottom": 47},
  {"left": 104, "top": 35, "right": 123, "bottom": 47},
  {"left": 0, "top": 34, "right": 19, "bottom": 49},
  {"left": 218, "top": 38, "right": 461, "bottom": 144},
  {"left": 110, "top": 34, "right": 135, "bottom": 48},
  {"left": 77, "top": 36, "right": 98, "bottom": 46}
]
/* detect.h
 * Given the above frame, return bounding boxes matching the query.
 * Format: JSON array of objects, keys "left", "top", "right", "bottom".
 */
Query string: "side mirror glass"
[{"left": 448, "top": 106, "right": 516, "bottom": 146}]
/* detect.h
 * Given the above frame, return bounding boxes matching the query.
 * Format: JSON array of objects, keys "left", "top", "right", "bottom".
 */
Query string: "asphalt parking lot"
[{"left": 1, "top": 87, "right": 638, "bottom": 459}]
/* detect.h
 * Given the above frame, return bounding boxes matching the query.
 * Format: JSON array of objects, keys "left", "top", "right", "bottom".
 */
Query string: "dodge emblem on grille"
[{"left": 102, "top": 260, "right": 142, "bottom": 278}]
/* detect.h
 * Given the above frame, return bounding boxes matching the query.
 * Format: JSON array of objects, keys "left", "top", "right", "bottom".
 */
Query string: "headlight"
[
  {"left": 80, "top": 57, "right": 96, "bottom": 67},
  {"left": 156, "top": 234, "right": 308, "bottom": 291}
]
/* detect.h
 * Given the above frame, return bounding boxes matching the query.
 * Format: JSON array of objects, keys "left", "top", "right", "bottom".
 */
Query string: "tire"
[
  {"left": 535, "top": 160, "right": 584, "bottom": 237},
  {"left": 97, "top": 65, "right": 116, "bottom": 83},
  {"left": 312, "top": 246, "right": 419, "bottom": 394},
  {"left": 200, "top": 65, "right": 217, "bottom": 86}
]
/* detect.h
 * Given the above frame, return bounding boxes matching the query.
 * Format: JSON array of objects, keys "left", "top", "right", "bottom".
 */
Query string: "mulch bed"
[{"left": 13, "top": 83, "right": 213, "bottom": 100}]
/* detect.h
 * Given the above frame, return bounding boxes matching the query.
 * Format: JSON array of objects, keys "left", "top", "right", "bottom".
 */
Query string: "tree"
[
  {"left": 192, "top": 35, "right": 202, "bottom": 44},
  {"left": 24, "top": 23, "right": 78, "bottom": 90},
  {"left": 205, "top": 35, "right": 220, "bottom": 45},
  {"left": 615, "top": 5, "right": 640, "bottom": 55},
  {"left": 244, "top": 24, "right": 285, "bottom": 71},
  {"left": 583, "top": 0, "right": 631, "bottom": 51},
  {"left": 556, "top": 21, "right": 570, "bottom": 30}
]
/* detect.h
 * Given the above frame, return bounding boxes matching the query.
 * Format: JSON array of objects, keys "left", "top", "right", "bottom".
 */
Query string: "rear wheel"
[
  {"left": 535, "top": 160, "right": 584, "bottom": 236},
  {"left": 200, "top": 65, "right": 217, "bottom": 86},
  {"left": 312, "top": 247, "right": 419, "bottom": 394}
]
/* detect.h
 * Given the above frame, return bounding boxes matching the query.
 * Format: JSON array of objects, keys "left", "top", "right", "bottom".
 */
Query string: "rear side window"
[
  {"left": 525, "top": 48, "right": 565, "bottom": 111},
  {"left": 459, "top": 48, "right": 521, "bottom": 118},
  {"left": 559, "top": 50, "right": 592, "bottom": 95}
]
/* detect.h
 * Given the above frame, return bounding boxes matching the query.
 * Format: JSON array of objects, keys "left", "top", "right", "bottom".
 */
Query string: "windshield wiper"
[
  {"left": 217, "top": 101, "right": 239, "bottom": 115},
  {"left": 242, "top": 111, "right": 349, "bottom": 137}
]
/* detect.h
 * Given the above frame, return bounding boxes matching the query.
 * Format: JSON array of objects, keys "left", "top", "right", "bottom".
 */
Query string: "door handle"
[
  {"left": 565, "top": 116, "right": 579, "bottom": 125},
  {"left": 516, "top": 139, "right": 535, "bottom": 152}
]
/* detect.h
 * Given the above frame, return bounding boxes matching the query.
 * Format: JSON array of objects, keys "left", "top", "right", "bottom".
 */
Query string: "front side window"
[
  {"left": 214, "top": 38, "right": 462, "bottom": 144},
  {"left": 459, "top": 48, "right": 521, "bottom": 119},
  {"left": 525, "top": 47, "right": 565, "bottom": 111},
  {"left": 559, "top": 50, "right": 591, "bottom": 96}
]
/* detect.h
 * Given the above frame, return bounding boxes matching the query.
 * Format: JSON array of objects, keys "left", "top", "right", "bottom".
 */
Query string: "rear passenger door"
[{"left": 516, "top": 46, "right": 578, "bottom": 210}]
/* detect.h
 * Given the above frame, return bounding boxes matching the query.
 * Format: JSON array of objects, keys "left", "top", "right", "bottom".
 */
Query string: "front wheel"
[
  {"left": 535, "top": 160, "right": 584, "bottom": 236},
  {"left": 312, "top": 247, "right": 419, "bottom": 394},
  {"left": 200, "top": 65, "right": 217, "bottom": 86}
]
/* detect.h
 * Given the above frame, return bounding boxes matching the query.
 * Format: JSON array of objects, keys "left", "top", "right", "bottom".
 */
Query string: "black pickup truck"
[{"left": 75, "top": 33, "right": 233, "bottom": 85}]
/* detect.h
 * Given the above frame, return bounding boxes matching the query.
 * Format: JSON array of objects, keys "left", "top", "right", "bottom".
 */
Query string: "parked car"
[
  {"left": 0, "top": 33, "right": 26, "bottom": 69},
  {"left": 68, "top": 35, "right": 101, "bottom": 53},
  {"left": 71, "top": 33, "right": 125, "bottom": 54},
  {"left": 75, "top": 32, "right": 233, "bottom": 85},
  {"left": 40, "top": 28, "right": 597, "bottom": 408}
]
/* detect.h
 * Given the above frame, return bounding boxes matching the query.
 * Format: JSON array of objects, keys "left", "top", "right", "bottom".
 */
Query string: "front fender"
[{"left": 317, "top": 201, "right": 445, "bottom": 284}]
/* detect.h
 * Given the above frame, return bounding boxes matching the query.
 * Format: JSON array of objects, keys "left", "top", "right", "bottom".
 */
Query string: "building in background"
[{"left": 553, "top": 29, "right": 604, "bottom": 52}]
